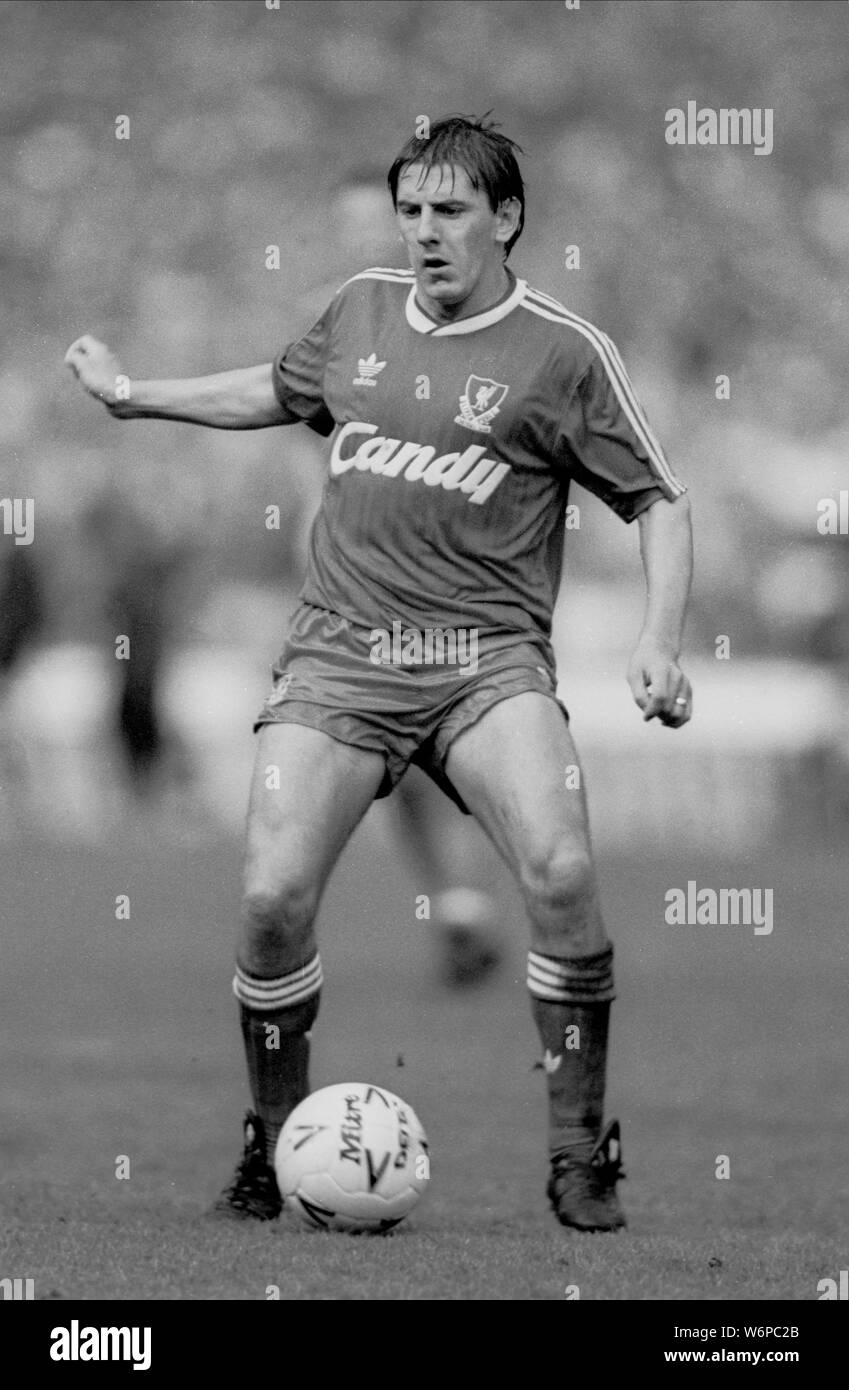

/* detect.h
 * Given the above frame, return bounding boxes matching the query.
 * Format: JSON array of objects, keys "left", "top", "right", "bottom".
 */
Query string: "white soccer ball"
[{"left": 275, "top": 1082, "right": 430, "bottom": 1233}]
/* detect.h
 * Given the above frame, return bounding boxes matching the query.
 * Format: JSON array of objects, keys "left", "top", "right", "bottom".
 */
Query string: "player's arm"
[
  {"left": 559, "top": 338, "right": 693, "bottom": 728},
  {"left": 64, "top": 335, "right": 289, "bottom": 429},
  {"left": 627, "top": 493, "right": 693, "bottom": 727}
]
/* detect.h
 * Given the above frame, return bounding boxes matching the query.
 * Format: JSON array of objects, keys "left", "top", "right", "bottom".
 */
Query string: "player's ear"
[{"left": 495, "top": 197, "right": 521, "bottom": 245}]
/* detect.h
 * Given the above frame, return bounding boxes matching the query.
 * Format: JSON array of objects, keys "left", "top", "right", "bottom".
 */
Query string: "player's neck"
[{"left": 415, "top": 263, "right": 515, "bottom": 326}]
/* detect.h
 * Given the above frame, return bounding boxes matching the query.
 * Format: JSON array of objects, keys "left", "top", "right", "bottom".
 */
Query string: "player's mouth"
[{"left": 422, "top": 256, "right": 450, "bottom": 274}]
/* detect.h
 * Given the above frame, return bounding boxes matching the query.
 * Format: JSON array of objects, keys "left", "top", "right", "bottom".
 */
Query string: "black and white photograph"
[{"left": 1, "top": 0, "right": 847, "bottom": 1333}]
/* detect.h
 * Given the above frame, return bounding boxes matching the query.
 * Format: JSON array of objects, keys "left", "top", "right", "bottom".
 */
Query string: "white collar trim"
[{"left": 405, "top": 276, "right": 526, "bottom": 336}]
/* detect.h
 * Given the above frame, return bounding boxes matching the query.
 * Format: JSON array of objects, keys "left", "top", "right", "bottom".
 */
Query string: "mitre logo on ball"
[{"left": 275, "top": 1082, "right": 430, "bottom": 1233}]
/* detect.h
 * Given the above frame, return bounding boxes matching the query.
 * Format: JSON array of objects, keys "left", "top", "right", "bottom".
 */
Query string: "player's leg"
[
  {"left": 444, "top": 691, "right": 624, "bottom": 1231},
  {"left": 391, "top": 769, "right": 501, "bottom": 987},
  {"left": 215, "top": 721, "right": 385, "bottom": 1219}
]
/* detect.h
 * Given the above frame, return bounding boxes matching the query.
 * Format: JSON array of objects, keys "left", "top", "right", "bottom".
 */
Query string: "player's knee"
[
  {"left": 240, "top": 877, "right": 318, "bottom": 955},
  {"left": 520, "top": 846, "right": 596, "bottom": 918}
]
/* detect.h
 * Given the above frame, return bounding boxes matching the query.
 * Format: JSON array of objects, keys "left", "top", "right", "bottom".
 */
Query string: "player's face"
[{"left": 395, "top": 164, "right": 517, "bottom": 319}]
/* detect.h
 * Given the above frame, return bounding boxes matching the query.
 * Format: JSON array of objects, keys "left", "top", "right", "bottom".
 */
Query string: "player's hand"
[
  {"left": 627, "top": 643, "right": 692, "bottom": 727},
  {"left": 64, "top": 335, "right": 129, "bottom": 413}
]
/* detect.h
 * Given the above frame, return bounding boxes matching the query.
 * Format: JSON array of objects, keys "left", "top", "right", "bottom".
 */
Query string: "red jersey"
[{"left": 272, "top": 267, "right": 686, "bottom": 640}]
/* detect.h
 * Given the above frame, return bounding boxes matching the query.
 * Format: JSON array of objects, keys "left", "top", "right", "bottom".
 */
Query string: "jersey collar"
[{"left": 405, "top": 272, "right": 527, "bottom": 336}]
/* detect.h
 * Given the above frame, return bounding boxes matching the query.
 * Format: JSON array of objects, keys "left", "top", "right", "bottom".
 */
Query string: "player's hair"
[{"left": 387, "top": 113, "right": 525, "bottom": 258}]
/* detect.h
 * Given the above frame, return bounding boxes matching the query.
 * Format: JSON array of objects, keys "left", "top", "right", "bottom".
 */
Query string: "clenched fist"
[{"left": 64, "top": 335, "right": 130, "bottom": 414}]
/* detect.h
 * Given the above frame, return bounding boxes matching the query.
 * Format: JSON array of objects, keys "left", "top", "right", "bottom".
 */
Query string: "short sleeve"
[
  {"left": 555, "top": 337, "right": 687, "bottom": 522},
  {"left": 271, "top": 301, "right": 336, "bottom": 437}
]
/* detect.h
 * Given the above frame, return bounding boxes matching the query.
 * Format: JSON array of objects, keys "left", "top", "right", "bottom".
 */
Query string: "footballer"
[{"left": 65, "top": 114, "right": 693, "bottom": 1233}]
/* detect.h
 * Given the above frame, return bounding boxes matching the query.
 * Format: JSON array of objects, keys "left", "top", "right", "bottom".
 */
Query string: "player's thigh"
[
  {"left": 243, "top": 721, "right": 385, "bottom": 907},
  {"left": 444, "top": 691, "right": 595, "bottom": 886}
]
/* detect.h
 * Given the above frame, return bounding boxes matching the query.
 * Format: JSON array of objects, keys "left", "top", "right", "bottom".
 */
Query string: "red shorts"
[{"left": 254, "top": 603, "right": 568, "bottom": 813}]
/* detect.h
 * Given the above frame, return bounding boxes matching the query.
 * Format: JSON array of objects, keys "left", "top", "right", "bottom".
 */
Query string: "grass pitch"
[{"left": 0, "top": 827, "right": 846, "bottom": 1300}]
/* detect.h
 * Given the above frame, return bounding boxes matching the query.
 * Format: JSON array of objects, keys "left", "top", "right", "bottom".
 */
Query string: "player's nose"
[{"left": 415, "top": 208, "right": 438, "bottom": 243}]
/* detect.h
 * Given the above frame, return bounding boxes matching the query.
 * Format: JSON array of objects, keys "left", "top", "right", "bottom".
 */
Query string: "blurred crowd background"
[{"left": 1, "top": 0, "right": 847, "bottom": 851}]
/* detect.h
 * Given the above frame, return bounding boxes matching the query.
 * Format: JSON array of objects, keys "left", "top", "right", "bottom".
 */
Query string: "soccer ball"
[{"left": 275, "top": 1082, "right": 430, "bottom": 1233}]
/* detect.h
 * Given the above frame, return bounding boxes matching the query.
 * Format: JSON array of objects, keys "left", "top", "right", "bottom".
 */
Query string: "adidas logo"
[
  {"left": 353, "top": 352, "right": 386, "bottom": 387},
  {"left": 266, "top": 672, "right": 293, "bottom": 707}
]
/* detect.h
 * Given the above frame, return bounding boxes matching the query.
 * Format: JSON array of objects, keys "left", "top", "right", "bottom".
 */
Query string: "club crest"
[{"left": 454, "top": 376, "right": 509, "bottom": 433}]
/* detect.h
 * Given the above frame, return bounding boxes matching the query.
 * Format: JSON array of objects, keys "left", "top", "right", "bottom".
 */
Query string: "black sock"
[
  {"left": 527, "top": 946, "right": 615, "bottom": 1161},
  {"left": 233, "top": 955, "right": 322, "bottom": 1164}
]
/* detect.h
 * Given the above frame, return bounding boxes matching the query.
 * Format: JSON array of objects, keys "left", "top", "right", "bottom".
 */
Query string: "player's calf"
[
  {"left": 209, "top": 877, "right": 325, "bottom": 1222},
  {"left": 239, "top": 878, "right": 320, "bottom": 976}
]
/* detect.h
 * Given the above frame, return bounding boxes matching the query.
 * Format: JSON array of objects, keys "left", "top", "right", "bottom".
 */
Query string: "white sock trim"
[{"left": 233, "top": 954, "right": 323, "bottom": 1011}]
